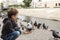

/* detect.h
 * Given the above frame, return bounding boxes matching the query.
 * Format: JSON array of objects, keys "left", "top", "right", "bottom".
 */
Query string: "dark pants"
[{"left": 2, "top": 30, "right": 21, "bottom": 40}]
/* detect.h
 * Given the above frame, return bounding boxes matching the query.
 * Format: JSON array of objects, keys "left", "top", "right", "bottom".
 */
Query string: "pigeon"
[
  {"left": 43, "top": 23, "right": 48, "bottom": 29},
  {"left": 51, "top": 30, "right": 60, "bottom": 38},
  {"left": 37, "top": 23, "right": 41, "bottom": 29},
  {"left": 34, "top": 21, "right": 37, "bottom": 27}
]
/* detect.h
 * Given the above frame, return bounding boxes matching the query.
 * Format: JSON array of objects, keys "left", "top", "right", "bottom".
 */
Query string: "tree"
[{"left": 23, "top": 0, "right": 32, "bottom": 8}]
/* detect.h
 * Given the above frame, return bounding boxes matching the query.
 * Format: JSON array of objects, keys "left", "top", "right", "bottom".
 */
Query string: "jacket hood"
[{"left": 3, "top": 18, "right": 9, "bottom": 24}]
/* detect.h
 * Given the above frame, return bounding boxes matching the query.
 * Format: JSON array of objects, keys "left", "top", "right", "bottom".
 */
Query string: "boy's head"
[{"left": 7, "top": 8, "right": 18, "bottom": 20}]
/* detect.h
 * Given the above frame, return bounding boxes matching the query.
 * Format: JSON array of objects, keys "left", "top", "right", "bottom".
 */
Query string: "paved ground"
[
  {"left": 0, "top": 28, "right": 53, "bottom": 40},
  {"left": 0, "top": 18, "right": 53, "bottom": 40},
  {"left": 17, "top": 29, "right": 53, "bottom": 40},
  {"left": 0, "top": 17, "right": 60, "bottom": 40}
]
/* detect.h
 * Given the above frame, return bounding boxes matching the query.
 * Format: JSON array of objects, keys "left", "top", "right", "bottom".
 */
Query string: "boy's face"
[{"left": 12, "top": 13, "right": 18, "bottom": 21}]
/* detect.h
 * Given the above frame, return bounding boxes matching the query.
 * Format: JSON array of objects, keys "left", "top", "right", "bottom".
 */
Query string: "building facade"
[
  {"left": 31, "top": 0, "right": 60, "bottom": 8},
  {"left": 1, "top": 0, "right": 60, "bottom": 8}
]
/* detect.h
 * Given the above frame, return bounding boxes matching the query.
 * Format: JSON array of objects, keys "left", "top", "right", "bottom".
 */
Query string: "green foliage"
[
  {"left": 22, "top": 0, "right": 32, "bottom": 8},
  {"left": 9, "top": 0, "right": 32, "bottom": 8},
  {"left": 9, "top": 4, "right": 21, "bottom": 8},
  {"left": 20, "top": 4, "right": 27, "bottom": 8}
]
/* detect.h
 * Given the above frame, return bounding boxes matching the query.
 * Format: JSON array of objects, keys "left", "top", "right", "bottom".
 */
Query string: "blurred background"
[{"left": 0, "top": 0, "right": 60, "bottom": 40}]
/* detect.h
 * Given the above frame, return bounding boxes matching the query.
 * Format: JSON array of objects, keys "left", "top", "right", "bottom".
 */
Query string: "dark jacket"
[{"left": 1, "top": 18, "right": 20, "bottom": 36}]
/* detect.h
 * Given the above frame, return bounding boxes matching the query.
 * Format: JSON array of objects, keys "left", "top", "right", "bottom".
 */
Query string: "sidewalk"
[
  {"left": 0, "top": 29, "right": 52, "bottom": 40},
  {"left": 0, "top": 17, "right": 60, "bottom": 40}
]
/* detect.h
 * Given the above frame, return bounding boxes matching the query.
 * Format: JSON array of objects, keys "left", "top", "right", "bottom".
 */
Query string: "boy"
[{"left": 1, "top": 8, "right": 21, "bottom": 40}]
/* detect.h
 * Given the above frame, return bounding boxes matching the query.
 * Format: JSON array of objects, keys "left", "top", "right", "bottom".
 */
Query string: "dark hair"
[{"left": 7, "top": 8, "right": 18, "bottom": 18}]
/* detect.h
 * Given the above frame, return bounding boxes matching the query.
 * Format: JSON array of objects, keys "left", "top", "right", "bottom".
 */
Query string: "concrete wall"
[{"left": 18, "top": 8, "right": 60, "bottom": 20}]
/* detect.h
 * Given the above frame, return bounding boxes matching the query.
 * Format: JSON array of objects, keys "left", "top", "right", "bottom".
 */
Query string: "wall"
[{"left": 18, "top": 8, "right": 60, "bottom": 21}]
